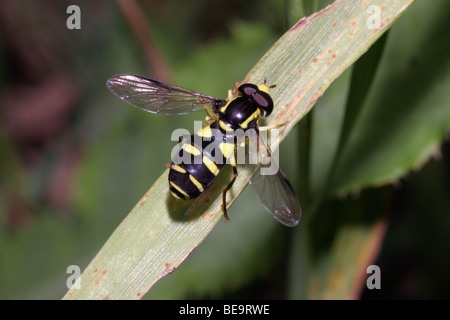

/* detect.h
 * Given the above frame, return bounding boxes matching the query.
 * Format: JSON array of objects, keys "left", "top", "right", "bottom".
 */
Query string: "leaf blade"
[{"left": 63, "top": 0, "right": 414, "bottom": 299}]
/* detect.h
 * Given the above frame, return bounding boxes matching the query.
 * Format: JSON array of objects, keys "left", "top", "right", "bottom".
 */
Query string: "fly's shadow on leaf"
[
  {"left": 165, "top": 194, "right": 199, "bottom": 222},
  {"left": 165, "top": 166, "right": 233, "bottom": 222}
]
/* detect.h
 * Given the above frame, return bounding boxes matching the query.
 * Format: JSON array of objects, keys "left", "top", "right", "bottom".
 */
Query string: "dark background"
[{"left": 0, "top": 0, "right": 449, "bottom": 299}]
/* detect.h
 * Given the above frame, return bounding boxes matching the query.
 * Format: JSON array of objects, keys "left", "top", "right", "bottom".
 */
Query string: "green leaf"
[
  {"left": 63, "top": 0, "right": 414, "bottom": 299},
  {"left": 331, "top": 1, "right": 450, "bottom": 194},
  {"left": 289, "top": 0, "right": 450, "bottom": 299}
]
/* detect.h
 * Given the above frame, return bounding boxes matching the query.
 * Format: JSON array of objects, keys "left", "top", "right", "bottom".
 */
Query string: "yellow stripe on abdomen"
[
  {"left": 189, "top": 175, "right": 204, "bottom": 193},
  {"left": 169, "top": 181, "right": 190, "bottom": 199},
  {"left": 202, "top": 156, "right": 220, "bottom": 176},
  {"left": 182, "top": 143, "right": 201, "bottom": 156},
  {"left": 171, "top": 164, "right": 186, "bottom": 173}
]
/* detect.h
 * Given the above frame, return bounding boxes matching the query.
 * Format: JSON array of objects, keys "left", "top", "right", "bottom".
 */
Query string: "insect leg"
[
  {"left": 203, "top": 105, "right": 218, "bottom": 121},
  {"left": 221, "top": 143, "right": 238, "bottom": 221},
  {"left": 258, "top": 121, "right": 288, "bottom": 131}
]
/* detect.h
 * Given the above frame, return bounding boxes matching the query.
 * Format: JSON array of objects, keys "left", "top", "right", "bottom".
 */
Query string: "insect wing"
[
  {"left": 247, "top": 134, "right": 301, "bottom": 227},
  {"left": 250, "top": 166, "right": 301, "bottom": 227},
  {"left": 106, "top": 74, "right": 225, "bottom": 115}
]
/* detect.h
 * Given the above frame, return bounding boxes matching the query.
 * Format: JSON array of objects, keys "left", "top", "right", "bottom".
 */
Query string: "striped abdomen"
[{"left": 168, "top": 123, "right": 227, "bottom": 200}]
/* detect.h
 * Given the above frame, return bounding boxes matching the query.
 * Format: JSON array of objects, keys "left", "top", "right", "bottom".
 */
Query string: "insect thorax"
[{"left": 218, "top": 96, "right": 261, "bottom": 132}]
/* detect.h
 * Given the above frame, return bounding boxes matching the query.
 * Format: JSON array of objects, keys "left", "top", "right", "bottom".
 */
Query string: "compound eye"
[
  {"left": 253, "top": 92, "right": 269, "bottom": 108},
  {"left": 253, "top": 92, "right": 273, "bottom": 117},
  {"left": 238, "top": 84, "right": 258, "bottom": 96}
]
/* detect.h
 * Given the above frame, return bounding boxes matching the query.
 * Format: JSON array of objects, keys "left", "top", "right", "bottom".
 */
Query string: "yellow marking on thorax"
[
  {"left": 240, "top": 109, "right": 260, "bottom": 129},
  {"left": 219, "top": 99, "right": 232, "bottom": 114}
]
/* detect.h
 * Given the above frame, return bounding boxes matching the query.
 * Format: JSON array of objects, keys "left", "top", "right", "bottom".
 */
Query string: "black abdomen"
[{"left": 169, "top": 126, "right": 226, "bottom": 200}]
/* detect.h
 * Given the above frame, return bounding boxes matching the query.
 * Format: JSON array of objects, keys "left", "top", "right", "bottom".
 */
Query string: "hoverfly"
[{"left": 106, "top": 74, "right": 301, "bottom": 227}]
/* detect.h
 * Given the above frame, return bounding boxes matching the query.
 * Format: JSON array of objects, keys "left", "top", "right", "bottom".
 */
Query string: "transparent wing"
[
  {"left": 106, "top": 74, "right": 225, "bottom": 115},
  {"left": 250, "top": 165, "right": 302, "bottom": 227},
  {"left": 246, "top": 131, "right": 301, "bottom": 227}
]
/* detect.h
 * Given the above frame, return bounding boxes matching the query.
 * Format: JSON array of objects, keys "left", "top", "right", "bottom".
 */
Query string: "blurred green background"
[{"left": 0, "top": 0, "right": 449, "bottom": 299}]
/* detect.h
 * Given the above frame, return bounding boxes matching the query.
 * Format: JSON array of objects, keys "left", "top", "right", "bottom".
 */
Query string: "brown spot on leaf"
[
  {"left": 163, "top": 262, "right": 176, "bottom": 275},
  {"left": 139, "top": 192, "right": 150, "bottom": 206}
]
